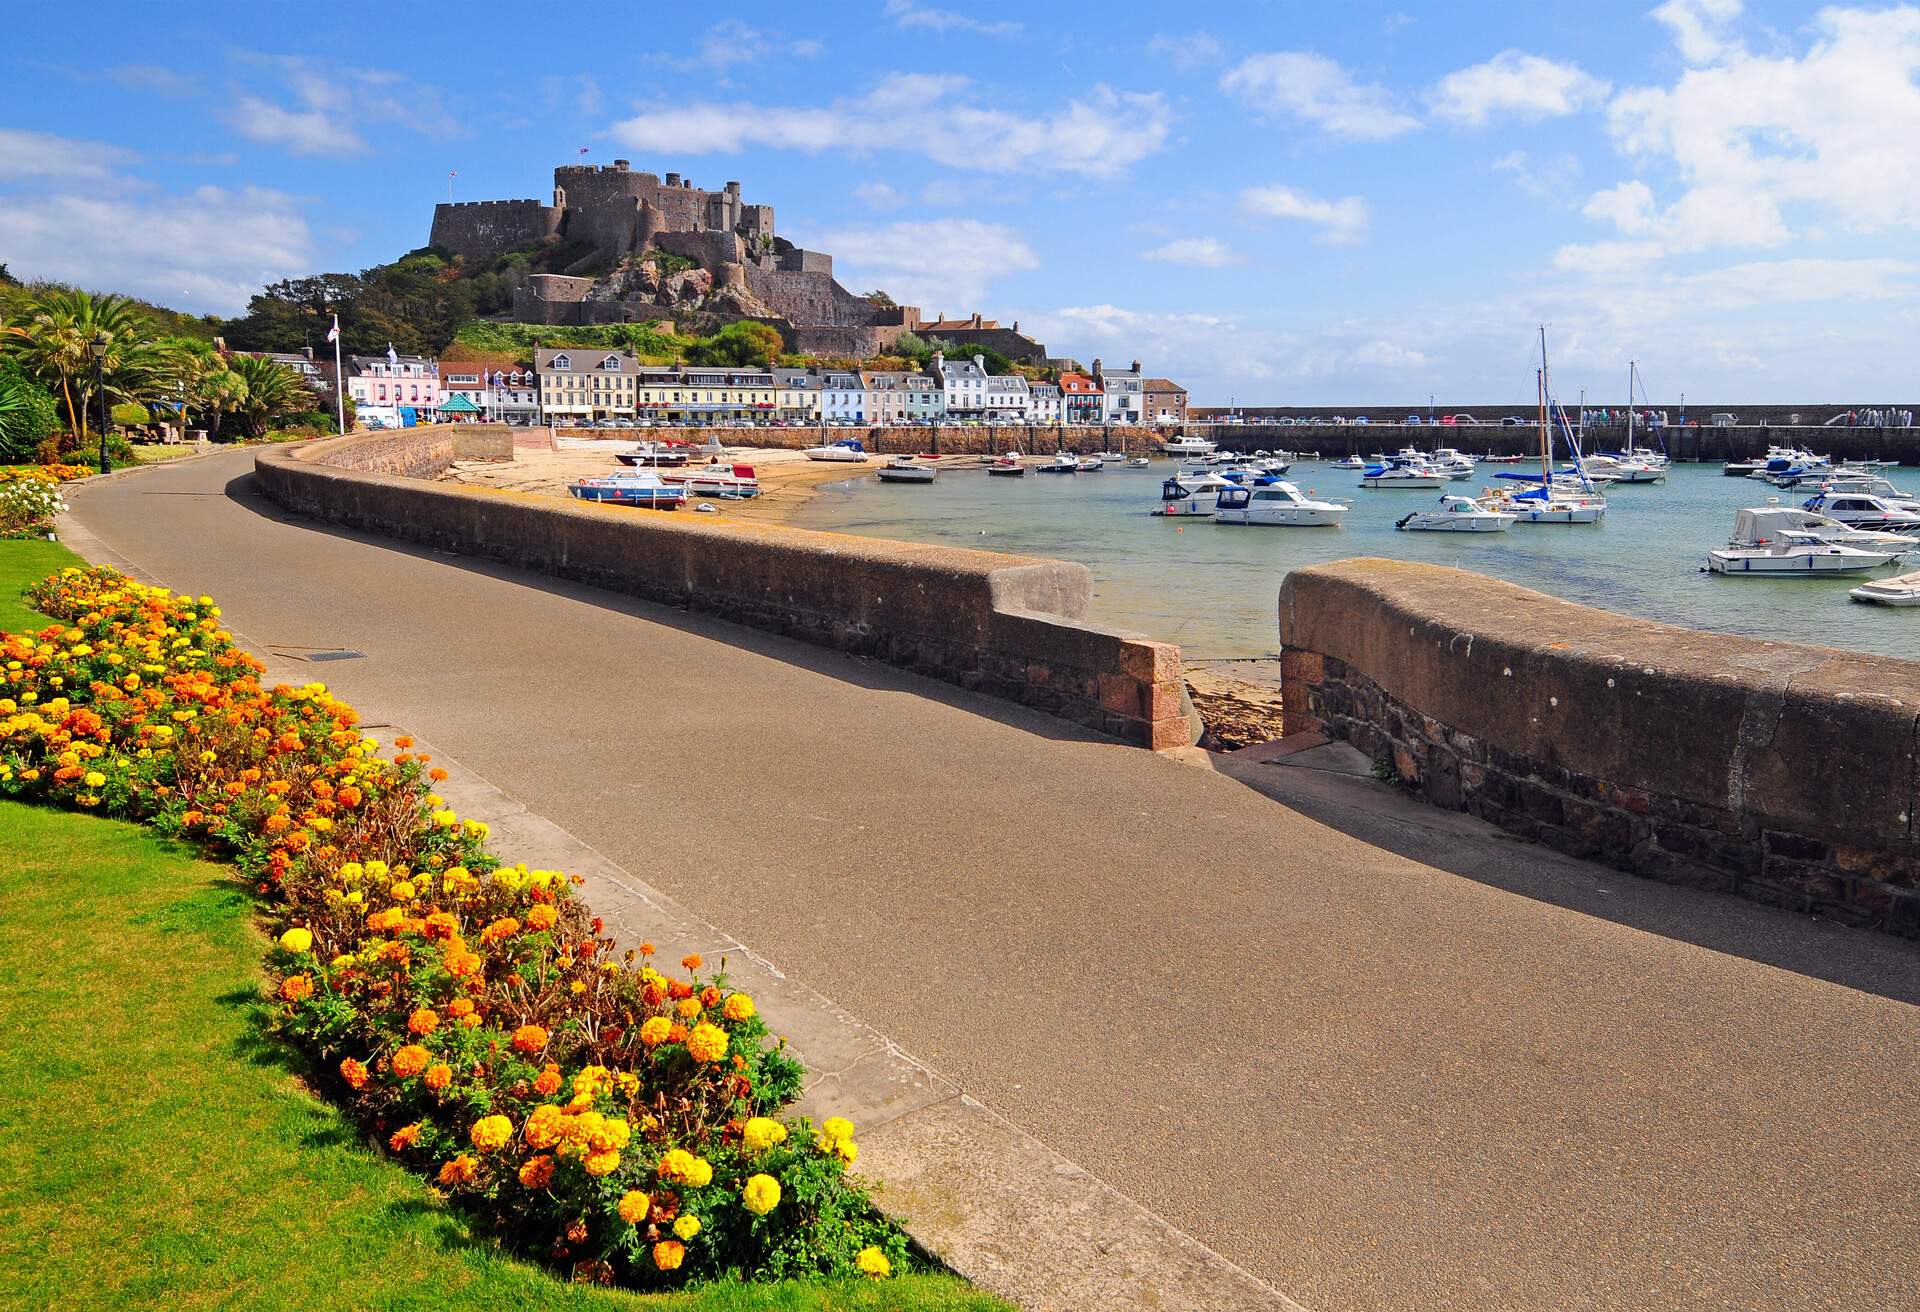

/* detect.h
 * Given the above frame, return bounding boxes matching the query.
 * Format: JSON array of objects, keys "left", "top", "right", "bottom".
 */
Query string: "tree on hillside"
[
  {"left": 684, "top": 320, "right": 783, "bottom": 368},
  {"left": 222, "top": 274, "right": 363, "bottom": 354},
  {"left": 863, "top": 289, "right": 896, "bottom": 306}
]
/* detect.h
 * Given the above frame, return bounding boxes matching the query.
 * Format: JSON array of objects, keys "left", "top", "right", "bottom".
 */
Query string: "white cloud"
[
  {"left": 855, "top": 181, "right": 908, "bottom": 210},
  {"left": 0, "top": 183, "right": 312, "bottom": 310},
  {"left": 1220, "top": 52, "right": 1419, "bottom": 141},
  {"left": 1651, "top": 0, "right": 1745, "bottom": 64},
  {"left": 796, "top": 218, "right": 1037, "bottom": 308},
  {"left": 1140, "top": 237, "right": 1241, "bottom": 267},
  {"left": 1428, "top": 50, "right": 1610, "bottom": 125},
  {"left": 1492, "top": 149, "right": 1584, "bottom": 198},
  {"left": 1146, "top": 33, "right": 1224, "bottom": 70},
  {"left": 884, "top": 0, "right": 1021, "bottom": 36},
  {"left": 608, "top": 75, "right": 1171, "bottom": 179},
  {"left": 1558, "top": 5, "right": 1920, "bottom": 269},
  {"left": 228, "top": 94, "right": 364, "bottom": 156},
  {"left": 0, "top": 128, "right": 135, "bottom": 181},
  {"left": 652, "top": 20, "right": 825, "bottom": 70},
  {"left": 1240, "top": 184, "right": 1370, "bottom": 244}
]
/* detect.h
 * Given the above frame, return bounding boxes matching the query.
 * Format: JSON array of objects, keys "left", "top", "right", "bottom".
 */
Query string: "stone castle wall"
[
  {"left": 430, "top": 199, "right": 562, "bottom": 265},
  {"left": 1279, "top": 558, "right": 1920, "bottom": 936}
]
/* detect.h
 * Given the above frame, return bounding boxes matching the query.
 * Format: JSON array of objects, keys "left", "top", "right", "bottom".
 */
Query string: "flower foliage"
[
  {"left": 0, "top": 567, "right": 910, "bottom": 1288},
  {"left": 0, "top": 476, "right": 67, "bottom": 538}
]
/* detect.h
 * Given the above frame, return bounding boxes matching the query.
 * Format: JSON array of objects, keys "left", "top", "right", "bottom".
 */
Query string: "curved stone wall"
[
  {"left": 256, "top": 427, "right": 1196, "bottom": 749},
  {"left": 1279, "top": 558, "right": 1920, "bottom": 934}
]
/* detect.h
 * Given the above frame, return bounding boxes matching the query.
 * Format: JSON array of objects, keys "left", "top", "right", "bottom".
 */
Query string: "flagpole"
[{"left": 331, "top": 315, "right": 346, "bottom": 435}]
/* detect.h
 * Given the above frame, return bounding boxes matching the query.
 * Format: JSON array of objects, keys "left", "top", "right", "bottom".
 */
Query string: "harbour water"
[{"left": 786, "top": 459, "right": 1920, "bottom": 666}]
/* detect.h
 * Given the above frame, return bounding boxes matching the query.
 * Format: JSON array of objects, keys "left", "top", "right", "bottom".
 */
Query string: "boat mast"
[
  {"left": 1537, "top": 326, "right": 1551, "bottom": 485},
  {"left": 1626, "top": 360, "right": 1637, "bottom": 456}
]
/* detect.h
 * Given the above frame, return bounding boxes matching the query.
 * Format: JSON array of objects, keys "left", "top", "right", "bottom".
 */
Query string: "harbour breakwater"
[
  {"left": 1173, "top": 421, "right": 1920, "bottom": 463},
  {"left": 257, "top": 424, "right": 1199, "bottom": 750},
  {"left": 549, "top": 424, "right": 1162, "bottom": 456},
  {"left": 1280, "top": 558, "right": 1920, "bottom": 936}
]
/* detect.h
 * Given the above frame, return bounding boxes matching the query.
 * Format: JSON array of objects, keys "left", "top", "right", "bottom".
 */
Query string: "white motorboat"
[
  {"left": 1161, "top": 434, "right": 1217, "bottom": 456},
  {"left": 875, "top": 455, "right": 937, "bottom": 484},
  {"left": 1708, "top": 507, "right": 1902, "bottom": 574},
  {"left": 1097, "top": 451, "right": 1127, "bottom": 462},
  {"left": 1155, "top": 472, "right": 1232, "bottom": 516},
  {"left": 1331, "top": 454, "right": 1367, "bottom": 469},
  {"left": 1123, "top": 456, "right": 1152, "bottom": 468},
  {"left": 1799, "top": 491, "right": 1920, "bottom": 533},
  {"left": 1076, "top": 455, "right": 1105, "bottom": 472},
  {"left": 803, "top": 438, "right": 870, "bottom": 463},
  {"left": 1850, "top": 570, "right": 1920, "bottom": 605},
  {"left": 987, "top": 452, "right": 1025, "bottom": 477},
  {"left": 1428, "top": 447, "right": 1478, "bottom": 480},
  {"left": 1806, "top": 473, "right": 1920, "bottom": 508},
  {"left": 1213, "top": 481, "right": 1348, "bottom": 527},
  {"left": 567, "top": 470, "right": 688, "bottom": 509},
  {"left": 667, "top": 462, "right": 761, "bottom": 498},
  {"left": 1360, "top": 457, "right": 1448, "bottom": 489},
  {"left": 1486, "top": 486, "right": 1608, "bottom": 523},
  {"left": 1746, "top": 499, "right": 1913, "bottom": 550},
  {"left": 1395, "top": 494, "right": 1516, "bottom": 532},
  {"left": 1036, "top": 452, "right": 1081, "bottom": 474},
  {"left": 1579, "top": 453, "right": 1665, "bottom": 484}
]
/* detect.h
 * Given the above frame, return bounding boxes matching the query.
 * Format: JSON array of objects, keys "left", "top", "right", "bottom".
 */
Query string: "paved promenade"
[{"left": 65, "top": 450, "right": 1919, "bottom": 1311}]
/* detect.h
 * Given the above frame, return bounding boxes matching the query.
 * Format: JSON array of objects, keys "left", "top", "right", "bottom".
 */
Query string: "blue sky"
[{"left": 5, "top": 0, "right": 1918, "bottom": 403}]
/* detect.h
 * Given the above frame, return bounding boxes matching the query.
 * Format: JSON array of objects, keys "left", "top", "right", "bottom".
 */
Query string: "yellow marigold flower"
[
  {"left": 82, "top": 770, "right": 105, "bottom": 788},
  {"left": 741, "top": 1117, "right": 787, "bottom": 1156},
  {"left": 686, "top": 1156, "right": 713, "bottom": 1188},
  {"left": 583, "top": 1149, "right": 620, "bottom": 1177},
  {"left": 470, "top": 1115, "right": 514, "bottom": 1152},
  {"left": 652, "top": 1239, "right": 685, "bottom": 1272},
  {"left": 673, "top": 1214, "right": 700, "bottom": 1241},
  {"left": 524, "top": 1104, "right": 564, "bottom": 1150},
  {"left": 639, "top": 1016, "right": 673, "bottom": 1048},
  {"left": 389, "top": 881, "right": 416, "bottom": 901},
  {"left": 835, "top": 1138, "right": 859, "bottom": 1166},
  {"left": 722, "top": 993, "right": 755, "bottom": 1022},
  {"left": 657, "top": 1148, "right": 694, "bottom": 1182},
  {"left": 431, "top": 808, "right": 457, "bottom": 828},
  {"left": 821, "top": 1116, "right": 855, "bottom": 1144},
  {"left": 278, "top": 927, "right": 313, "bottom": 954},
  {"left": 742, "top": 1173, "right": 781, "bottom": 1215},
  {"left": 675, "top": 997, "right": 701, "bottom": 1019},
  {"left": 855, "top": 1246, "right": 892, "bottom": 1279},
  {"left": 686, "top": 1022, "right": 728, "bottom": 1064},
  {"left": 618, "top": 1190, "right": 652, "bottom": 1224}
]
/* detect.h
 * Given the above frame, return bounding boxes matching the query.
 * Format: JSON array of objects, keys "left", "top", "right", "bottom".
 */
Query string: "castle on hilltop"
[{"left": 429, "top": 160, "right": 1046, "bottom": 362}]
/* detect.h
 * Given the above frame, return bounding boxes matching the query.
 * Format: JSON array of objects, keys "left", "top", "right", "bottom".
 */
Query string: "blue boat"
[{"left": 567, "top": 471, "right": 688, "bottom": 510}]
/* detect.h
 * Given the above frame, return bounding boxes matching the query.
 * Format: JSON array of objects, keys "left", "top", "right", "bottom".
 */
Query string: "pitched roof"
[
  {"left": 436, "top": 393, "right": 482, "bottom": 413},
  {"left": 1142, "top": 378, "right": 1186, "bottom": 394}
]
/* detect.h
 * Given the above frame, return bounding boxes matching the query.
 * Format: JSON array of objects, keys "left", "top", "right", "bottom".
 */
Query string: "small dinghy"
[
  {"left": 1850, "top": 569, "right": 1920, "bottom": 605},
  {"left": 875, "top": 455, "right": 938, "bottom": 484},
  {"left": 1124, "top": 456, "right": 1152, "bottom": 468},
  {"left": 669, "top": 462, "right": 760, "bottom": 498},
  {"left": 988, "top": 452, "right": 1025, "bottom": 476}
]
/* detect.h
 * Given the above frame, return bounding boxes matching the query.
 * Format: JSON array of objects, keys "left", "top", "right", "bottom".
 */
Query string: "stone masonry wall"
[
  {"left": 548, "top": 424, "right": 1163, "bottom": 456},
  {"left": 259, "top": 427, "right": 1198, "bottom": 750},
  {"left": 1279, "top": 559, "right": 1920, "bottom": 936}
]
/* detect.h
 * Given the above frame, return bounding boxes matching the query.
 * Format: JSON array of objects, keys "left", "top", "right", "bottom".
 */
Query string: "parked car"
[
  {"left": 1353, "top": 416, "right": 1371, "bottom": 425},
  {"left": 1501, "top": 416, "right": 1527, "bottom": 426},
  {"left": 1405, "top": 414, "right": 1423, "bottom": 425},
  {"left": 1447, "top": 413, "right": 1479, "bottom": 425}
]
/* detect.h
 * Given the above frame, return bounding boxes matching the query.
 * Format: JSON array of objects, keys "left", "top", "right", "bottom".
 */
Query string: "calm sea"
[{"left": 785, "top": 459, "right": 1920, "bottom": 664}]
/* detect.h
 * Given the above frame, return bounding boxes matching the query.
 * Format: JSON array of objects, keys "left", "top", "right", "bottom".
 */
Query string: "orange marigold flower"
[
  {"left": 392, "top": 1044, "right": 431, "bottom": 1078},
  {"left": 533, "top": 1064, "right": 563, "bottom": 1096},
  {"left": 686, "top": 1022, "right": 729, "bottom": 1064},
  {"left": 667, "top": 980, "right": 694, "bottom": 1002},
  {"left": 638, "top": 941, "right": 655, "bottom": 956},
  {"left": 639, "top": 1016, "right": 674, "bottom": 1048},
  {"left": 681, "top": 954, "right": 702, "bottom": 972},
  {"left": 335, "top": 785, "right": 363, "bottom": 808},
  {"left": 565, "top": 1218, "right": 590, "bottom": 1245},
  {"left": 583, "top": 1149, "right": 620, "bottom": 1177},
  {"left": 518, "top": 1154, "right": 556, "bottom": 1189},
  {"left": 407, "top": 1007, "right": 439, "bottom": 1036},
  {"left": 389, "top": 1123, "right": 421, "bottom": 1152},
  {"left": 675, "top": 998, "right": 701, "bottom": 1019},
  {"left": 446, "top": 997, "right": 475, "bottom": 1018},
  {"left": 262, "top": 814, "right": 290, "bottom": 834},
  {"left": 525, "top": 904, "right": 557, "bottom": 932},
  {"left": 480, "top": 917, "right": 521, "bottom": 945},
  {"left": 511, "top": 1024, "right": 549, "bottom": 1054},
  {"left": 524, "top": 1104, "right": 564, "bottom": 1150},
  {"left": 445, "top": 948, "right": 482, "bottom": 978},
  {"left": 339, "top": 1057, "right": 369, "bottom": 1090},
  {"left": 699, "top": 985, "right": 723, "bottom": 1009},
  {"left": 470, "top": 1115, "right": 514, "bottom": 1152},
  {"left": 618, "top": 1190, "right": 652, "bottom": 1224},
  {"left": 437, "top": 1154, "right": 479, "bottom": 1187},
  {"left": 429, "top": 767, "right": 448, "bottom": 782},
  {"left": 278, "top": 974, "right": 314, "bottom": 1002},
  {"left": 423, "top": 912, "right": 459, "bottom": 941},
  {"left": 652, "top": 1239, "right": 685, "bottom": 1271},
  {"left": 395, "top": 736, "right": 414, "bottom": 749},
  {"left": 424, "top": 1063, "right": 453, "bottom": 1092},
  {"left": 668, "top": 1022, "right": 689, "bottom": 1044}
]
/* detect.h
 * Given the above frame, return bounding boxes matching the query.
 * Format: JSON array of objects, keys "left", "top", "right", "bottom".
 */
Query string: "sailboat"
[
  {"left": 1592, "top": 361, "right": 1669, "bottom": 483},
  {"left": 1481, "top": 328, "right": 1608, "bottom": 524}
]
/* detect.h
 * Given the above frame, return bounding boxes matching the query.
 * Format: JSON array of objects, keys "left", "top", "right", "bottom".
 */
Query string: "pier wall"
[
  {"left": 257, "top": 426, "right": 1197, "bottom": 750},
  {"left": 1176, "top": 421, "right": 1920, "bottom": 463},
  {"left": 1279, "top": 558, "right": 1920, "bottom": 936}
]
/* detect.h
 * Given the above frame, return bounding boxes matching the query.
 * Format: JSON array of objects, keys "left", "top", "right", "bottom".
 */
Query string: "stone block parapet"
[
  {"left": 551, "top": 424, "right": 1161, "bottom": 457},
  {"left": 1279, "top": 558, "right": 1920, "bottom": 935},
  {"left": 257, "top": 426, "right": 1197, "bottom": 749}
]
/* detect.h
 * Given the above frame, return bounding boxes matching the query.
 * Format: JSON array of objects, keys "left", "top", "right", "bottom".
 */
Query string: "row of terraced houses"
[{"left": 279, "top": 347, "right": 1186, "bottom": 429}]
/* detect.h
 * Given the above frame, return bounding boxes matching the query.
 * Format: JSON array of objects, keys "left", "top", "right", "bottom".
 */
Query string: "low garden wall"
[
  {"left": 258, "top": 426, "right": 1198, "bottom": 749},
  {"left": 1279, "top": 558, "right": 1920, "bottom": 935}
]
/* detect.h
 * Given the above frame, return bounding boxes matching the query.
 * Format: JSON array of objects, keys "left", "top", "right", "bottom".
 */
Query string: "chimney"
[
  {"left": 1131, "top": 359, "right": 1141, "bottom": 374},
  {"left": 973, "top": 354, "right": 985, "bottom": 371},
  {"left": 1092, "top": 358, "right": 1103, "bottom": 377},
  {"left": 665, "top": 172, "right": 681, "bottom": 186}
]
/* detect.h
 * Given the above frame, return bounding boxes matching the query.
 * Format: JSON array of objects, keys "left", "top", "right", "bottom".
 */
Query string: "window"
[{"left": 551, "top": 354, "right": 572, "bottom": 371}]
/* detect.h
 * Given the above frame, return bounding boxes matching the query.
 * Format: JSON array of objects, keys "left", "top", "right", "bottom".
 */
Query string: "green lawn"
[
  {"left": 0, "top": 806, "right": 1005, "bottom": 1312},
  {"left": 0, "top": 538, "right": 84, "bottom": 632}
]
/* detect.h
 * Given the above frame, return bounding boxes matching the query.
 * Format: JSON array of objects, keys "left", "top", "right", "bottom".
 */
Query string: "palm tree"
[
  {"left": 227, "top": 354, "right": 308, "bottom": 438},
  {"left": 4, "top": 289, "right": 183, "bottom": 437},
  {"left": 184, "top": 352, "right": 248, "bottom": 443}
]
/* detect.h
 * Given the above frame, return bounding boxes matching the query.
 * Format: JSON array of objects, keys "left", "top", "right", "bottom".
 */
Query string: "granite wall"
[{"left": 1279, "top": 558, "right": 1920, "bottom": 936}]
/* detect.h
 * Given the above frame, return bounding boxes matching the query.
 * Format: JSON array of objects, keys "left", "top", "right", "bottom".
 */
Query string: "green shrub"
[{"left": 111, "top": 401, "right": 151, "bottom": 428}]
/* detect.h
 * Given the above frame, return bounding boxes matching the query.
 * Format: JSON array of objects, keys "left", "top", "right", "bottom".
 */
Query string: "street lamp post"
[{"left": 90, "top": 332, "right": 110, "bottom": 474}]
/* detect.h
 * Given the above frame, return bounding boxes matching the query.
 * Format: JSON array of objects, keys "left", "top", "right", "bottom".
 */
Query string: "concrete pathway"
[{"left": 62, "top": 450, "right": 1920, "bottom": 1312}]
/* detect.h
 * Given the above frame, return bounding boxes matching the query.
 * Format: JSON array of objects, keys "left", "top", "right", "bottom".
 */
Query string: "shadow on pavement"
[
  {"left": 1209, "top": 743, "right": 1920, "bottom": 1006},
  {"left": 219, "top": 470, "right": 1108, "bottom": 749}
]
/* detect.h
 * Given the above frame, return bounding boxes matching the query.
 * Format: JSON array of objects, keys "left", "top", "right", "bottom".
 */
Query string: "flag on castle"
[{"left": 578, "top": 146, "right": 589, "bottom": 156}]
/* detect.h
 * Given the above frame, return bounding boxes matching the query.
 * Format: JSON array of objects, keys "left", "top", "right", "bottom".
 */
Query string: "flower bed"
[
  {"left": 0, "top": 566, "right": 906, "bottom": 1289},
  {"left": 0, "top": 476, "right": 68, "bottom": 538},
  {"left": 0, "top": 462, "right": 93, "bottom": 484}
]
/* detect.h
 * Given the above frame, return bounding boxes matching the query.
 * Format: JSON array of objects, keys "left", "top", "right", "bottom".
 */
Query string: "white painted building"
[
  {"left": 934, "top": 352, "right": 989, "bottom": 418},
  {"left": 983, "top": 371, "right": 1031, "bottom": 423},
  {"left": 1093, "top": 358, "right": 1144, "bottom": 425},
  {"left": 773, "top": 367, "right": 822, "bottom": 422},
  {"left": 822, "top": 370, "right": 869, "bottom": 424},
  {"left": 1028, "top": 380, "right": 1063, "bottom": 425}
]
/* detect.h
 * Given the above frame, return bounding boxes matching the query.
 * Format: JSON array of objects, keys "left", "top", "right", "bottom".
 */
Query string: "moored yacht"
[
  {"left": 1213, "top": 481, "right": 1348, "bottom": 526},
  {"left": 1800, "top": 491, "right": 1920, "bottom": 533},
  {"left": 1708, "top": 507, "right": 1902, "bottom": 574},
  {"left": 1161, "top": 434, "right": 1218, "bottom": 457},
  {"left": 1395, "top": 494, "right": 1516, "bottom": 532}
]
